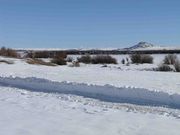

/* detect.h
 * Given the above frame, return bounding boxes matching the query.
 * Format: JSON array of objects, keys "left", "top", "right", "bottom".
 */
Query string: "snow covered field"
[
  {"left": 0, "top": 54, "right": 180, "bottom": 134},
  {"left": 1, "top": 86, "right": 180, "bottom": 135}
]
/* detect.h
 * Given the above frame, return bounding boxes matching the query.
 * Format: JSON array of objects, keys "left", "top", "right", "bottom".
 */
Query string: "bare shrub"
[
  {"left": 31, "top": 51, "right": 50, "bottom": 58},
  {"left": 0, "top": 47, "right": 20, "bottom": 58},
  {"left": 50, "top": 51, "right": 67, "bottom": 65},
  {"left": 157, "top": 64, "right": 174, "bottom": 72},
  {"left": 77, "top": 55, "right": 92, "bottom": 64},
  {"left": 26, "top": 58, "right": 56, "bottom": 66},
  {"left": 26, "top": 52, "right": 33, "bottom": 58},
  {"left": 78, "top": 55, "right": 117, "bottom": 64},
  {"left": 141, "top": 55, "right": 153, "bottom": 63},
  {"left": 91, "top": 55, "right": 117, "bottom": 64},
  {"left": 174, "top": 60, "right": 180, "bottom": 72},
  {"left": 163, "top": 54, "right": 177, "bottom": 65},
  {"left": 130, "top": 53, "right": 141, "bottom": 64},
  {"left": 130, "top": 53, "right": 153, "bottom": 64},
  {"left": 54, "top": 52, "right": 67, "bottom": 59},
  {"left": 27, "top": 51, "right": 67, "bottom": 59},
  {"left": 51, "top": 58, "right": 66, "bottom": 65}
]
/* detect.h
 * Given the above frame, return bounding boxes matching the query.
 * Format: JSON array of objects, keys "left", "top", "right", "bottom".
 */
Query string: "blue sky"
[{"left": 0, "top": 0, "right": 180, "bottom": 48}]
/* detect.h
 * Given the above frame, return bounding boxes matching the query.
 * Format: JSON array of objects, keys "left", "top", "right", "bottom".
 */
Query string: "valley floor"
[{"left": 0, "top": 55, "right": 180, "bottom": 135}]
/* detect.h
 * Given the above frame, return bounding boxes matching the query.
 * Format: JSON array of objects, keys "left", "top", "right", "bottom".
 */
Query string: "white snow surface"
[
  {"left": 1, "top": 86, "right": 180, "bottom": 135},
  {"left": 1, "top": 55, "right": 180, "bottom": 134},
  {"left": 0, "top": 55, "right": 180, "bottom": 94},
  {"left": 1, "top": 76, "right": 180, "bottom": 109}
]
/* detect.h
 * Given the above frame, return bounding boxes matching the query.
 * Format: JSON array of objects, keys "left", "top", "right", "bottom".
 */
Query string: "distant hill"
[
  {"left": 15, "top": 41, "right": 180, "bottom": 56},
  {"left": 128, "top": 42, "right": 155, "bottom": 50}
]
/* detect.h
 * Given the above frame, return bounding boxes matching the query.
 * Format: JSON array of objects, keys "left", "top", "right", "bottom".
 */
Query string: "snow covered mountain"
[{"left": 128, "top": 42, "right": 155, "bottom": 50}]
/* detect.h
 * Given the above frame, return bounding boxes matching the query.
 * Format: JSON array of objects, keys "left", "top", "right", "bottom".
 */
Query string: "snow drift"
[{"left": 0, "top": 76, "right": 180, "bottom": 109}]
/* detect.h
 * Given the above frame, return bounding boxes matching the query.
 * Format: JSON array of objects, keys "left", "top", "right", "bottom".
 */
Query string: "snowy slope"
[
  {"left": 128, "top": 42, "right": 154, "bottom": 49},
  {"left": 126, "top": 42, "right": 180, "bottom": 50},
  {"left": 0, "top": 55, "right": 180, "bottom": 94},
  {"left": 1, "top": 55, "right": 180, "bottom": 134},
  {"left": 1, "top": 76, "right": 180, "bottom": 109},
  {"left": 1, "top": 86, "right": 180, "bottom": 135}
]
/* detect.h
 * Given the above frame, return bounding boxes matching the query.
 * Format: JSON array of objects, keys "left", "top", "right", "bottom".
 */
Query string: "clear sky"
[{"left": 0, "top": 0, "right": 180, "bottom": 48}]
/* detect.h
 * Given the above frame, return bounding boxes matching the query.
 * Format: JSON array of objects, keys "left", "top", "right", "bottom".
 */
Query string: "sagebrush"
[
  {"left": 157, "top": 64, "right": 174, "bottom": 72},
  {"left": 78, "top": 55, "right": 117, "bottom": 64},
  {"left": 51, "top": 58, "right": 67, "bottom": 65},
  {"left": 130, "top": 54, "right": 153, "bottom": 64},
  {"left": 26, "top": 58, "right": 56, "bottom": 66},
  {"left": 91, "top": 55, "right": 117, "bottom": 64},
  {"left": 174, "top": 60, "right": 180, "bottom": 72},
  {"left": 77, "top": 55, "right": 92, "bottom": 64},
  {"left": 163, "top": 54, "right": 177, "bottom": 65}
]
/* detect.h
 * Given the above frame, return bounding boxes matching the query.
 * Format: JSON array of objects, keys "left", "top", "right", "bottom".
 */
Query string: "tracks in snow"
[{"left": 0, "top": 76, "right": 180, "bottom": 109}]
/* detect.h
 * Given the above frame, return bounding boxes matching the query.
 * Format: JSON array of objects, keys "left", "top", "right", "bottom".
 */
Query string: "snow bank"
[
  {"left": 0, "top": 76, "right": 180, "bottom": 109},
  {"left": 1, "top": 86, "right": 180, "bottom": 135}
]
